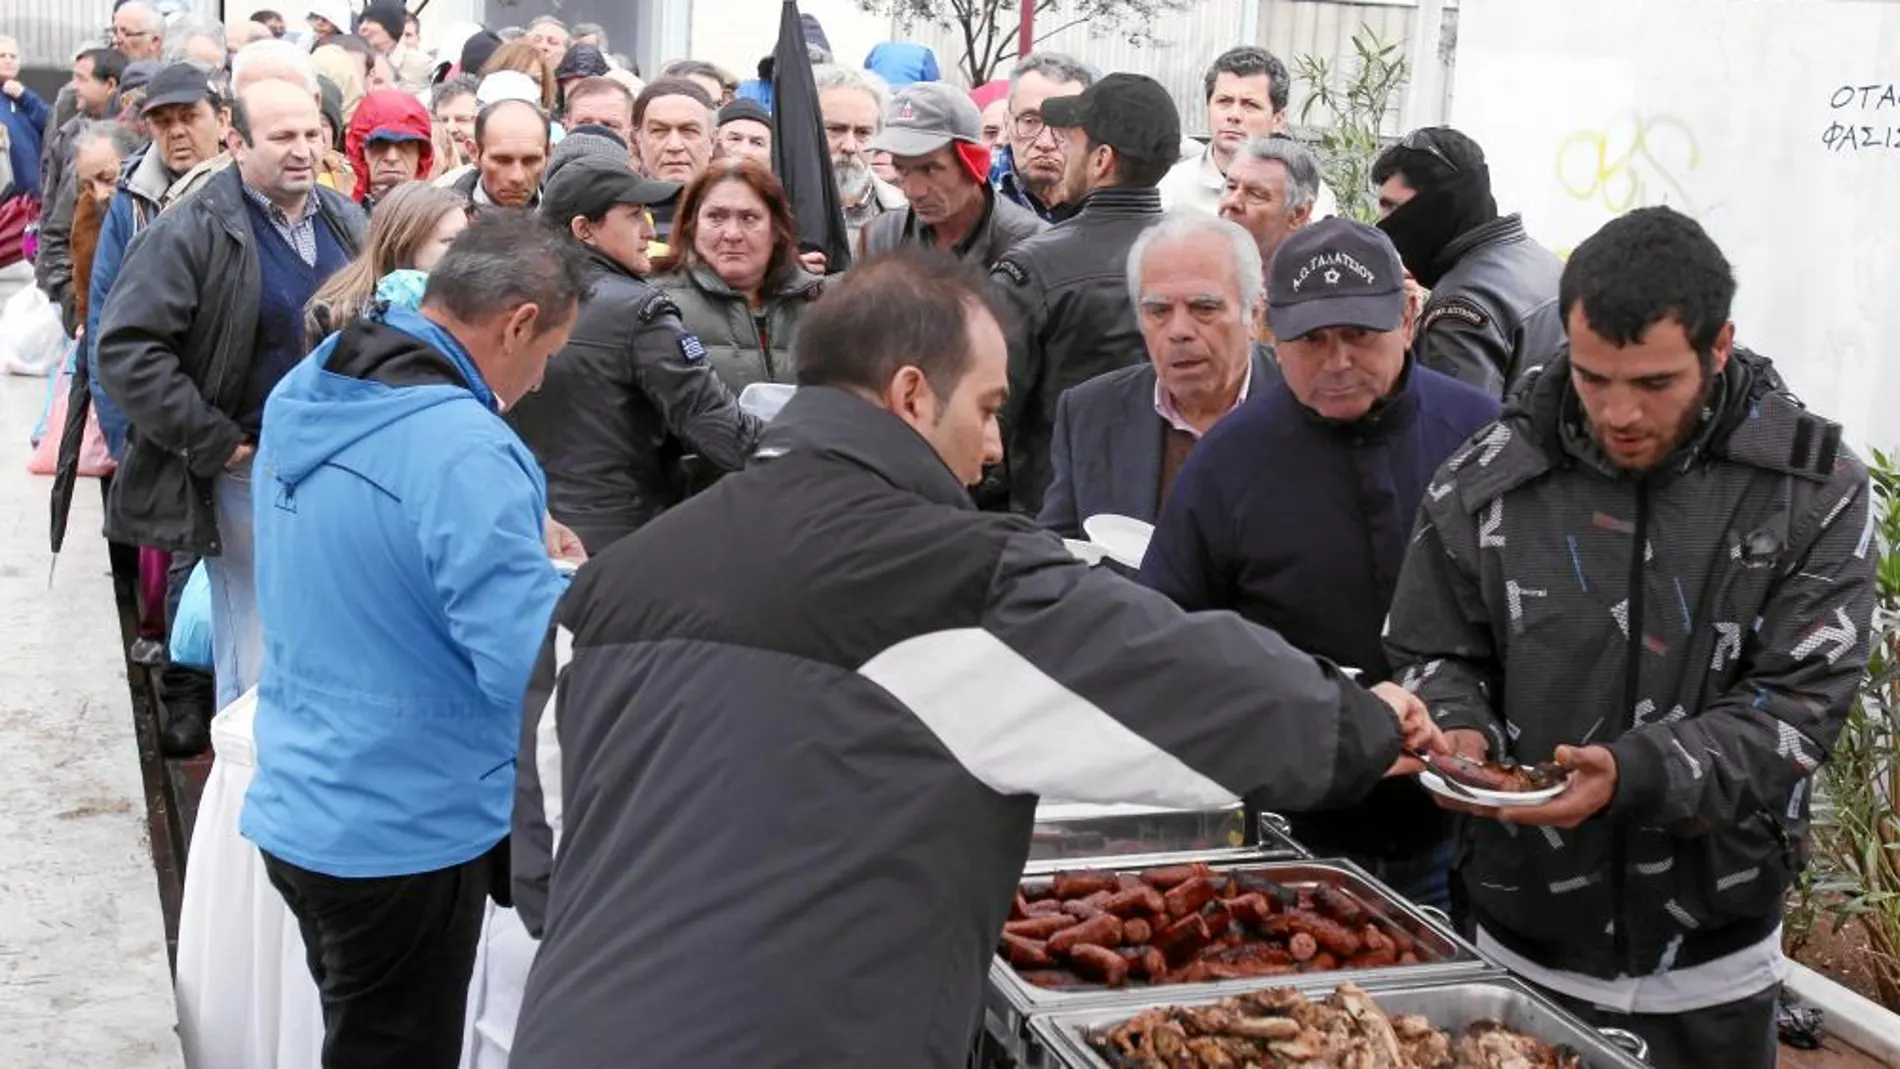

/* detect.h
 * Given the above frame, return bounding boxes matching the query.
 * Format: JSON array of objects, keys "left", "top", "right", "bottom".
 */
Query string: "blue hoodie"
[{"left": 241, "top": 305, "right": 564, "bottom": 879}]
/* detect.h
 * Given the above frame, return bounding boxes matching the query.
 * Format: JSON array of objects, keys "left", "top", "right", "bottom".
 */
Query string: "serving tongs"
[{"left": 1410, "top": 749, "right": 1489, "bottom": 802}]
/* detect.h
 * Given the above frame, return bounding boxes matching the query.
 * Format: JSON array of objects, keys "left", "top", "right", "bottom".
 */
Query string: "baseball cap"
[
  {"left": 541, "top": 156, "right": 679, "bottom": 226},
  {"left": 366, "top": 127, "right": 428, "bottom": 145},
  {"left": 141, "top": 63, "right": 220, "bottom": 116},
  {"left": 1266, "top": 217, "right": 1406, "bottom": 342},
  {"left": 871, "top": 81, "right": 981, "bottom": 157},
  {"left": 1039, "top": 72, "right": 1180, "bottom": 165}
]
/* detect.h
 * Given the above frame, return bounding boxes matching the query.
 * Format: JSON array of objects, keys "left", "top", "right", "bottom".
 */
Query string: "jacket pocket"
[
  {"left": 1678, "top": 810, "right": 1794, "bottom": 928},
  {"left": 1460, "top": 820, "right": 1613, "bottom": 945}
]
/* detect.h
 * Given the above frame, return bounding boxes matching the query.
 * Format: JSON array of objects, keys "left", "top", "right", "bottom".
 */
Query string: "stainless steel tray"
[
  {"left": 1026, "top": 975, "right": 1650, "bottom": 1068},
  {"left": 983, "top": 858, "right": 1487, "bottom": 1067},
  {"left": 1025, "top": 803, "right": 1308, "bottom": 868}
]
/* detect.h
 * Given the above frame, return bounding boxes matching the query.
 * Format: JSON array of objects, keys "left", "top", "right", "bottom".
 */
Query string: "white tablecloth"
[{"left": 173, "top": 691, "right": 535, "bottom": 1069}]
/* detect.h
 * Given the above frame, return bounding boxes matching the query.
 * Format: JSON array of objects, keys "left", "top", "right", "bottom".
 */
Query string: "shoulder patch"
[
  {"left": 1422, "top": 297, "right": 1490, "bottom": 332},
  {"left": 636, "top": 291, "right": 681, "bottom": 324},
  {"left": 992, "top": 258, "right": 1030, "bottom": 287},
  {"left": 678, "top": 333, "right": 708, "bottom": 364}
]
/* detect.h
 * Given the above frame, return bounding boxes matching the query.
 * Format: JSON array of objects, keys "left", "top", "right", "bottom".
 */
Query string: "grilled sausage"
[
  {"left": 1384, "top": 924, "right": 1417, "bottom": 956},
  {"left": 1351, "top": 945, "right": 1400, "bottom": 968},
  {"left": 1204, "top": 959, "right": 1299, "bottom": 980},
  {"left": 1001, "top": 933, "right": 1054, "bottom": 968},
  {"left": 1021, "top": 969, "right": 1085, "bottom": 989},
  {"left": 1313, "top": 885, "right": 1370, "bottom": 927},
  {"left": 1200, "top": 901, "right": 1233, "bottom": 940},
  {"left": 1164, "top": 876, "right": 1217, "bottom": 918},
  {"left": 1118, "top": 945, "right": 1169, "bottom": 981},
  {"left": 1278, "top": 909, "right": 1364, "bottom": 958},
  {"left": 1141, "top": 863, "right": 1213, "bottom": 889},
  {"left": 1021, "top": 898, "right": 1068, "bottom": 918},
  {"left": 1010, "top": 893, "right": 1029, "bottom": 921},
  {"left": 1051, "top": 871, "right": 1120, "bottom": 899},
  {"left": 1047, "top": 912, "right": 1124, "bottom": 953},
  {"left": 1121, "top": 917, "right": 1153, "bottom": 945},
  {"left": 1212, "top": 942, "right": 1296, "bottom": 967},
  {"left": 1223, "top": 892, "right": 1275, "bottom": 928},
  {"left": 1288, "top": 932, "right": 1318, "bottom": 961},
  {"left": 1104, "top": 884, "right": 1168, "bottom": 917},
  {"left": 1308, "top": 951, "right": 1339, "bottom": 971},
  {"left": 1061, "top": 899, "right": 1105, "bottom": 921},
  {"left": 1433, "top": 752, "right": 1520, "bottom": 791},
  {"left": 1153, "top": 913, "right": 1214, "bottom": 965},
  {"left": 1068, "top": 944, "right": 1130, "bottom": 986},
  {"left": 1230, "top": 871, "right": 1297, "bottom": 907},
  {"left": 1004, "top": 915, "right": 1075, "bottom": 939}
]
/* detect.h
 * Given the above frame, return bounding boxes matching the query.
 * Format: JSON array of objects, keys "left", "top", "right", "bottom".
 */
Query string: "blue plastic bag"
[{"left": 169, "top": 562, "right": 214, "bottom": 670}]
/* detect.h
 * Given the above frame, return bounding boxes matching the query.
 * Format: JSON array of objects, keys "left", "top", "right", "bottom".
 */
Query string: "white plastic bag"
[{"left": 0, "top": 286, "right": 65, "bottom": 376}]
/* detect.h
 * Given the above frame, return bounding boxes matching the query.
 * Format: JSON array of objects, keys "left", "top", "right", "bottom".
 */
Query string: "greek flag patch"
[{"left": 679, "top": 334, "right": 708, "bottom": 363}]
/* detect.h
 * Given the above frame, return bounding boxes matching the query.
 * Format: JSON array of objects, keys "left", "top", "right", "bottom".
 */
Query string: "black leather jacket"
[
  {"left": 860, "top": 185, "right": 1045, "bottom": 268},
  {"left": 507, "top": 248, "right": 765, "bottom": 555},
  {"left": 1413, "top": 214, "right": 1565, "bottom": 399},
  {"left": 989, "top": 185, "right": 1162, "bottom": 514},
  {"left": 94, "top": 166, "right": 364, "bottom": 553}
]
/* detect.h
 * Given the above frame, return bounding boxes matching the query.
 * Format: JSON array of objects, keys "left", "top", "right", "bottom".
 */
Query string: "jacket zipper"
[{"left": 1612, "top": 478, "right": 1650, "bottom": 973}]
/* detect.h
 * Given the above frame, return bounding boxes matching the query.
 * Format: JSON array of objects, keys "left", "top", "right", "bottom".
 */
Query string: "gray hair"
[
  {"left": 1234, "top": 136, "right": 1321, "bottom": 213},
  {"left": 813, "top": 65, "right": 889, "bottom": 127},
  {"left": 1126, "top": 212, "right": 1266, "bottom": 314},
  {"left": 528, "top": 15, "right": 568, "bottom": 33},
  {"left": 424, "top": 213, "right": 593, "bottom": 333},
  {"left": 1009, "top": 52, "right": 1093, "bottom": 106},
  {"left": 231, "top": 38, "right": 318, "bottom": 94},
  {"left": 72, "top": 118, "right": 141, "bottom": 159},
  {"left": 118, "top": 2, "right": 165, "bottom": 36},
  {"left": 166, "top": 18, "right": 224, "bottom": 64},
  {"left": 570, "top": 23, "right": 608, "bottom": 49}
]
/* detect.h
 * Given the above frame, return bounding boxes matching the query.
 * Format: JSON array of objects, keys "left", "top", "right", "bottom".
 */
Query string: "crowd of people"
[{"left": 2, "top": 4, "right": 1878, "bottom": 1069}]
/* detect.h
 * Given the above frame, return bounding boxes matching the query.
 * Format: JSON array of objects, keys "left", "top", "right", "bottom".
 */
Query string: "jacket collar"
[
  {"left": 1072, "top": 185, "right": 1163, "bottom": 219},
  {"left": 901, "top": 185, "right": 998, "bottom": 257},
  {"left": 123, "top": 145, "right": 179, "bottom": 204},
  {"left": 1293, "top": 354, "right": 1420, "bottom": 441},
  {"left": 1437, "top": 213, "right": 1528, "bottom": 272},
  {"left": 757, "top": 386, "right": 972, "bottom": 509},
  {"left": 685, "top": 260, "right": 823, "bottom": 301}
]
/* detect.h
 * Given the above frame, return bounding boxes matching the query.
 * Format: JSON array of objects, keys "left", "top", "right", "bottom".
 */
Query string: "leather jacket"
[
  {"left": 989, "top": 185, "right": 1163, "bottom": 514},
  {"left": 1413, "top": 214, "right": 1565, "bottom": 399}
]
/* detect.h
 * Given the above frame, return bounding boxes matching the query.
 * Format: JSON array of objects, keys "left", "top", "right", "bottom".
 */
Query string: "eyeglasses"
[
  {"left": 1011, "top": 112, "right": 1065, "bottom": 145},
  {"left": 1399, "top": 129, "right": 1458, "bottom": 173}
]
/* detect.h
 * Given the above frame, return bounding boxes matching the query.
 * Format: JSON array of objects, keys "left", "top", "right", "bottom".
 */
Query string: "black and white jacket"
[{"left": 510, "top": 386, "right": 1403, "bottom": 1069}]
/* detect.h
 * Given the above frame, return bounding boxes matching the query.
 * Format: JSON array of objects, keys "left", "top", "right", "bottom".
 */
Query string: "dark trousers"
[
  {"left": 1534, "top": 982, "right": 1779, "bottom": 1069},
  {"left": 262, "top": 849, "right": 493, "bottom": 1069}
]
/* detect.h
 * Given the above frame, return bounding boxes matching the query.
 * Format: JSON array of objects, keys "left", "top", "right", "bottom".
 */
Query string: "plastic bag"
[
  {"left": 1776, "top": 990, "right": 1824, "bottom": 1050},
  {"left": 0, "top": 285, "right": 64, "bottom": 376},
  {"left": 27, "top": 365, "right": 115, "bottom": 477},
  {"left": 169, "top": 562, "right": 214, "bottom": 670}
]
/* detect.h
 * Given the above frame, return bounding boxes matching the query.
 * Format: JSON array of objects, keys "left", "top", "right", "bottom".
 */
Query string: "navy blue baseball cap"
[{"left": 1266, "top": 217, "right": 1407, "bottom": 341}]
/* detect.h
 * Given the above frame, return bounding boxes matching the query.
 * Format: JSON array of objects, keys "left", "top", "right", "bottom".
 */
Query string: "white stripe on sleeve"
[
  {"left": 857, "top": 627, "right": 1238, "bottom": 808},
  {"left": 536, "top": 624, "right": 575, "bottom": 859}
]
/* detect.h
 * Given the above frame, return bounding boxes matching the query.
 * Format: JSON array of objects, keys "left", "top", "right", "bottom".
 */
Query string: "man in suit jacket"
[{"left": 1039, "top": 212, "right": 1279, "bottom": 538}]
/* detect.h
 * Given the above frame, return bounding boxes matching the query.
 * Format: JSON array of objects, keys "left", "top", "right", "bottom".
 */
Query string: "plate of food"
[{"left": 1418, "top": 753, "right": 1568, "bottom": 807}]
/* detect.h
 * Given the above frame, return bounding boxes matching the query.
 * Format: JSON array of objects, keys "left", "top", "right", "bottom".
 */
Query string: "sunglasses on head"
[{"left": 1399, "top": 129, "right": 1458, "bottom": 174}]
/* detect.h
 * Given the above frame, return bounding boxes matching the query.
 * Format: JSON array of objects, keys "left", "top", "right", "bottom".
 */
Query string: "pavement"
[{"left": 0, "top": 371, "right": 183, "bottom": 1068}]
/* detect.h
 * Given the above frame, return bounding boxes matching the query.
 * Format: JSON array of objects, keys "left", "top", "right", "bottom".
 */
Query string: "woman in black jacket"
[{"left": 509, "top": 155, "right": 765, "bottom": 555}]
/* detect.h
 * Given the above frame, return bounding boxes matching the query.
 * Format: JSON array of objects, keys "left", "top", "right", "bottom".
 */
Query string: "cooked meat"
[
  {"left": 1093, "top": 984, "right": 1584, "bottom": 1069},
  {"left": 1433, "top": 753, "right": 1567, "bottom": 793}
]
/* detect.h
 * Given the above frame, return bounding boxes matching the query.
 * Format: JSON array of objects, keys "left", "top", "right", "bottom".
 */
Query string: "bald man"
[
  {"left": 450, "top": 98, "right": 551, "bottom": 210},
  {"left": 164, "top": 40, "right": 329, "bottom": 207},
  {"left": 96, "top": 78, "right": 365, "bottom": 734}
]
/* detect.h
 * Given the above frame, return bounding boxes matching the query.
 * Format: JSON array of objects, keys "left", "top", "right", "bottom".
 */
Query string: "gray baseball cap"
[
  {"left": 871, "top": 81, "right": 982, "bottom": 157},
  {"left": 1266, "top": 217, "right": 1407, "bottom": 342}
]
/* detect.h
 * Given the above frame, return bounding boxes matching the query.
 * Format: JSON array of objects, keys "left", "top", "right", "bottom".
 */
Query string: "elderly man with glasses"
[{"left": 111, "top": 2, "right": 167, "bottom": 62}]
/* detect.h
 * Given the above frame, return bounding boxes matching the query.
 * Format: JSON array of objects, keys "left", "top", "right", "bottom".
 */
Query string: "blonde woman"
[{"left": 305, "top": 183, "right": 468, "bottom": 347}]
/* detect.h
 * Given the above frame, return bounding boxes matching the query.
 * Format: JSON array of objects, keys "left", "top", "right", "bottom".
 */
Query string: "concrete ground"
[{"left": 0, "top": 372, "right": 182, "bottom": 1068}]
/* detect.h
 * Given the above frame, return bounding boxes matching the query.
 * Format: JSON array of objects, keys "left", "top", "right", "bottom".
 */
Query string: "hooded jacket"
[
  {"left": 241, "top": 305, "right": 564, "bottom": 878},
  {"left": 508, "top": 385, "right": 1404, "bottom": 1068},
  {"left": 1385, "top": 349, "right": 1875, "bottom": 980},
  {"left": 507, "top": 248, "right": 765, "bottom": 555},
  {"left": 346, "top": 89, "right": 435, "bottom": 204},
  {"left": 653, "top": 262, "right": 822, "bottom": 392}
]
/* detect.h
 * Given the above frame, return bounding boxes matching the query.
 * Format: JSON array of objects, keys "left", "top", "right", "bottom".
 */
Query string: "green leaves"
[{"left": 1292, "top": 24, "right": 1408, "bottom": 224}]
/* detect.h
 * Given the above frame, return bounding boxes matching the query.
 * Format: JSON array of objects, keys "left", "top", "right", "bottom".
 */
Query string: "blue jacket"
[
  {"left": 863, "top": 42, "right": 939, "bottom": 87},
  {"left": 1139, "top": 361, "right": 1499, "bottom": 856},
  {"left": 1, "top": 86, "right": 49, "bottom": 198},
  {"left": 241, "top": 306, "right": 565, "bottom": 878}
]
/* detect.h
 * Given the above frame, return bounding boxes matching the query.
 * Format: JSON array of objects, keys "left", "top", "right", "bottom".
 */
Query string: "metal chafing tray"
[
  {"left": 981, "top": 858, "right": 1488, "bottom": 1068},
  {"left": 1026, "top": 974, "right": 1651, "bottom": 1068},
  {"left": 1025, "top": 802, "right": 1306, "bottom": 869}
]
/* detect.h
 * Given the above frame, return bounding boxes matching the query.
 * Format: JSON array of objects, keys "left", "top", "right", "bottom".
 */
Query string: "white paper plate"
[
  {"left": 553, "top": 559, "right": 580, "bottom": 576},
  {"left": 1082, "top": 513, "right": 1155, "bottom": 569},
  {"left": 1419, "top": 770, "right": 1567, "bottom": 808},
  {"left": 1062, "top": 538, "right": 1106, "bottom": 565}
]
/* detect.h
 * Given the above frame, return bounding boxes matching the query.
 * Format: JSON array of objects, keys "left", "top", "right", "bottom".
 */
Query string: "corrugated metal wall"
[
  {"left": 3, "top": 0, "right": 228, "bottom": 67},
  {"left": 880, "top": 0, "right": 1453, "bottom": 137}
]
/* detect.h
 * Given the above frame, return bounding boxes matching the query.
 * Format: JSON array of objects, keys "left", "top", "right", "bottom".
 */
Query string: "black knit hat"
[
  {"left": 554, "top": 43, "right": 610, "bottom": 81},
  {"left": 357, "top": 2, "right": 407, "bottom": 45},
  {"left": 459, "top": 30, "right": 502, "bottom": 76}
]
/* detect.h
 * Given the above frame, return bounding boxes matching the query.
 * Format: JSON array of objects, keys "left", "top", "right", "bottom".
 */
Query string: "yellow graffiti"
[{"left": 1555, "top": 113, "right": 1702, "bottom": 214}]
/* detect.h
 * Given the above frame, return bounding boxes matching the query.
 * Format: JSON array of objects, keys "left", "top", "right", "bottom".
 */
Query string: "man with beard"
[
  {"left": 1384, "top": 207, "right": 1875, "bottom": 1069},
  {"left": 992, "top": 52, "right": 1090, "bottom": 223},
  {"left": 1373, "top": 126, "right": 1564, "bottom": 397},
  {"left": 1217, "top": 135, "right": 1320, "bottom": 342},
  {"left": 816, "top": 65, "right": 906, "bottom": 252}
]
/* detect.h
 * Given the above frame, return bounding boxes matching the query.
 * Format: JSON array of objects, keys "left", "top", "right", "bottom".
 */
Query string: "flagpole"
[{"left": 1019, "top": 2, "right": 1034, "bottom": 59}]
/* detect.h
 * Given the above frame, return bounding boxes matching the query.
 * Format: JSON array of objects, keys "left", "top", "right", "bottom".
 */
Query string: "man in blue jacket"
[
  {"left": 242, "top": 212, "right": 591, "bottom": 1069},
  {"left": 1140, "top": 218, "right": 1501, "bottom": 909}
]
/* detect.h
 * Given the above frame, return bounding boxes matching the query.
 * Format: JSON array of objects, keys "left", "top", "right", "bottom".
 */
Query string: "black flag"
[{"left": 769, "top": 0, "right": 852, "bottom": 272}]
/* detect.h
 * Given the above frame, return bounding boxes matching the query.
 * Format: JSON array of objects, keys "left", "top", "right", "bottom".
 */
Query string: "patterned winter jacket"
[{"left": 1386, "top": 348, "right": 1876, "bottom": 980}]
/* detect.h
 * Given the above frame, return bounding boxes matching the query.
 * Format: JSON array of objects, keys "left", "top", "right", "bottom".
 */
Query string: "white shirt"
[
  {"left": 1153, "top": 359, "right": 1254, "bottom": 438},
  {"left": 1476, "top": 924, "right": 1785, "bottom": 1014},
  {"left": 1156, "top": 143, "right": 1338, "bottom": 220}
]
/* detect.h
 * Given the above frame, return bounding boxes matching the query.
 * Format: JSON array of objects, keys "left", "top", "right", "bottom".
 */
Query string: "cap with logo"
[
  {"left": 141, "top": 63, "right": 220, "bottom": 116},
  {"left": 870, "top": 81, "right": 982, "bottom": 157},
  {"left": 1266, "top": 217, "right": 1406, "bottom": 342},
  {"left": 540, "top": 156, "right": 679, "bottom": 227},
  {"left": 1038, "top": 72, "right": 1181, "bottom": 165}
]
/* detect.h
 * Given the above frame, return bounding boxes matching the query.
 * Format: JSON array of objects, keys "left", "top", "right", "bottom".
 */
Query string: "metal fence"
[{"left": 1, "top": 0, "right": 223, "bottom": 69}]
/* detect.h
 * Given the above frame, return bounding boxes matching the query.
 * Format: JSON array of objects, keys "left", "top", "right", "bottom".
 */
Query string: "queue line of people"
[{"left": 16, "top": 12, "right": 1874, "bottom": 1069}]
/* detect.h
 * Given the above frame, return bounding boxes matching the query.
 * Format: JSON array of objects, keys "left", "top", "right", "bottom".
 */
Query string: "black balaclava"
[{"left": 1375, "top": 127, "right": 1498, "bottom": 289}]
